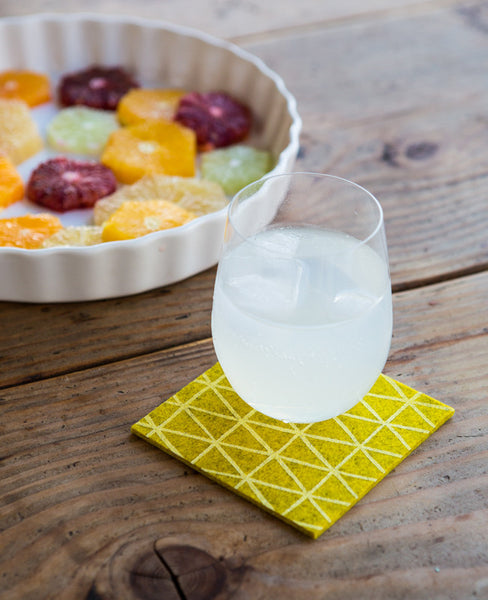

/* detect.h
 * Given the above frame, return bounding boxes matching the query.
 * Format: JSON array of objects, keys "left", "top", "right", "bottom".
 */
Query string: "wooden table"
[{"left": 1, "top": 1, "right": 487, "bottom": 599}]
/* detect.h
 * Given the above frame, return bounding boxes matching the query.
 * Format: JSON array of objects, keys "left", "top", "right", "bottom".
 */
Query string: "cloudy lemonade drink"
[
  {"left": 211, "top": 173, "right": 393, "bottom": 423},
  {"left": 212, "top": 226, "right": 392, "bottom": 422}
]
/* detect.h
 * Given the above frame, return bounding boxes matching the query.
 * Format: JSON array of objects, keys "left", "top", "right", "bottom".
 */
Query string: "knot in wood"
[
  {"left": 117, "top": 542, "right": 245, "bottom": 600},
  {"left": 381, "top": 140, "right": 438, "bottom": 167},
  {"left": 405, "top": 141, "right": 438, "bottom": 161},
  {"left": 154, "top": 544, "right": 227, "bottom": 600},
  {"left": 90, "top": 538, "right": 248, "bottom": 600}
]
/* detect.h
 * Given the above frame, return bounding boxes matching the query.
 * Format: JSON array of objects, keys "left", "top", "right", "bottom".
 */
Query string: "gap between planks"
[
  {"left": 230, "top": 0, "right": 476, "bottom": 46},
  {"left": 1, "top": 268, "right": 485, "bottom": 392},
  {"left": 392, "top": 262, "right": 488, "bottom": 292},
  {"left": 0, "top": 337, "right": 216, "bottom": 393}
]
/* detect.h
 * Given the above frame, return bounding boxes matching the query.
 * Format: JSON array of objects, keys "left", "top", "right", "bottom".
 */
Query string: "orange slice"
[
  {"left": 101, "top": 120, "right": 196, "bottom": 184},
  {"left": 0, "top": 99, "right": 43, "bottom": 164},
  {"left": 0, "top": 154, "right": 24, "bottom": 208},
  {"left": 117, "top": 88, "right": 186, "bottom": 125},
  {"left": 93, "top": 174, "right": 227, "bottom": 225},
  {"left": 101, "top": 199, "right": 196, "bottom": 241},
  {"left": 0, "top": 70, "right": 51, "bottom": 107},
  {"left": 0, "top": 213, "right": 63, "bottom": 249}
]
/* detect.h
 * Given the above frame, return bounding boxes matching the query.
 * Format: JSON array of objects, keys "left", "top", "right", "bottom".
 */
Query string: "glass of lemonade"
[{"left": 211, "top": 172, "right": 393, "bottom": 423}]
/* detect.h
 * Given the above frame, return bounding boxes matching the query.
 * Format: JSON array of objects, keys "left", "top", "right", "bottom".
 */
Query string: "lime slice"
[
  {"left": 47, "top": 107, "right": 119, "bottom": 156},
  {"left": 200, "top": 144, "right": 273, "bottom": 195}
]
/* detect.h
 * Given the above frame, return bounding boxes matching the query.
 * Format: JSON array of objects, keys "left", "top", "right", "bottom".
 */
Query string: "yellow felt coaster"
[{"left": 131, "top": 363, "right": 454, "bottom": 539}]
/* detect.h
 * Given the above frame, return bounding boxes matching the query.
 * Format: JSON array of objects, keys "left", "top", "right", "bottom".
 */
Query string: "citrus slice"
[
  {"left": 58, "top": 66, "right": 139, "bottom": 110},
  {"left": 101, "top": 199, "right": 196, "bottom": 241},
  {"left": 117, "top": 88, "right": 186, "bottom": 125},
  {"left": 0, "top": 70, "right": 51, "bottom": 107},
  {"left": 0, "top": 99, "right": 43, "bottom": 164},
  {"left": 93, "top": 174, "right": 227, "bottom": 225},
  {"left": 27, "top": 157, "right": 117, "bottom": 212},
  {"left": 200, "top": 144, "right": 273, "bottom": 195},
  {"left": 47, "top": 107, "right": 119, "bottom": 156},
  {"left": 0, "top": 154, "right": 24, "bottom": 208},
  {"left": 174, "top": 91, "right": 252, "bottom": 150},
  {"left": 101, "top": 120, "right": 196, "bottom": 184},
  {"left": 42, "top": 225, "right": 104, "bottom": 247},
  {"left": 0, "top": 213, "right": 63, "bottom": 249}
]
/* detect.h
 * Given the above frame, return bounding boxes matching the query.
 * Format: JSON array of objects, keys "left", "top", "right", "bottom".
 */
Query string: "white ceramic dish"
[{"left": 0, "top": 13, "right": 301, "bottom": 302}]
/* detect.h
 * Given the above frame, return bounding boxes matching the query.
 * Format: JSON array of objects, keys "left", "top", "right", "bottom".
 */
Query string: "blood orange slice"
[{"left": 27, "top": 157, "right": 117, "bottom": 212}]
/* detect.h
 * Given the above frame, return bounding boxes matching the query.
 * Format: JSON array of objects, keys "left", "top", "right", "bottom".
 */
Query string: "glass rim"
[{"left": 227, "top": 171, "right": 385, "bottom": 250}]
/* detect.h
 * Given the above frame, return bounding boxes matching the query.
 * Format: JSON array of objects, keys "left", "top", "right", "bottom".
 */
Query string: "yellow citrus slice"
[
  {"left": 0, "top": 154, "right": 24, "bottom": 208},
  {"left": 0, "top": 70, "right": 51, "bottom": 107},
  {"left": 117, "top": 88, "right": 186, "bottom": 125},
  {"left": 93, "top": 174, "right": 227, "bottom": 225},
  {"left": 0, "top": 213, "right": 63, "bottom": 249},
  {"left": 101, "top": 199, "right": 196, "bottom": 241},
  {"left": 42, "top": 225, "right": 104, "bottom": 247},
  {"left": 0, "top": 99, "right": 43, "bottom": 164},
  {"left": 101, "top": 120, "right": 196, "bottom": 184}
]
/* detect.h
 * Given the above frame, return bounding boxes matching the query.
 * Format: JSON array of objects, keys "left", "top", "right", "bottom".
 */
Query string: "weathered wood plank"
[
  {"left": 1, "top": 271, "right": 487, "bottom": 599},
  {"left": 246, "top": 7, "right": 488, "bottom": 288},
  {"left": 0, "top": 4, "right": 487, "bottom": 388},
  {"left": 2, "top": 251, "right": 486, "bottom": 392},
  {"left": 291, "top": 99, "right": 488, "bottom": 289},
  {"left": 0, "top": 0, "right": 471, "bottom": 39},
  {"left": 0, "top": 268, "right": 216, "bottom": 389},
  {"left": 1, "top": 3, "right": 487, "bottom": 599}
]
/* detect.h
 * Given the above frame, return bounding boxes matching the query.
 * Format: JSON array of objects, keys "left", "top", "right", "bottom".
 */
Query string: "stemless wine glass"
[{"left": 211, "top": 172, "right": 393, "bottom": 423}]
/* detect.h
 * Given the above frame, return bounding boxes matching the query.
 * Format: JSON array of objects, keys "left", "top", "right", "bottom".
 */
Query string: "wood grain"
[
  {"left": 1, "top": 1, "right": 488, "bottom": 599},
  {"left": 1, "top": 271, "right": 487, "bottom": 599},
  {"left": 246, "top": 6, "right": 488, "bottom": 288},
  {"left": 0, "top": 268, "right": 216, "bottom": 389},
  {"left": 2, "top": 6, "right": 488, "bottom": 386},
  {"left": 0, "top": 0, "right": 473, "bottom": 39}
]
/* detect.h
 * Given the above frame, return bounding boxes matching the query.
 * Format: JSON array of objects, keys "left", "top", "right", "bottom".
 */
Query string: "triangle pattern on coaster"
[{"left": 132, "top": 363, "right": 454, "bottom": 539}]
